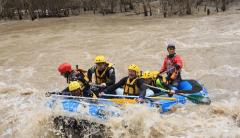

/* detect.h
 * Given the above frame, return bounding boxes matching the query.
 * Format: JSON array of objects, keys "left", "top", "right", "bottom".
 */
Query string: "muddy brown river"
[{"left": 0, "top": 7, "right": 240, "bottom": 138}]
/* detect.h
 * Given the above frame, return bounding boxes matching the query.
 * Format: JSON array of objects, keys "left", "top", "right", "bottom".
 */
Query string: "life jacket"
[
  {"left": 66, "top": 71, "right": 76, "bottom": 83},
  {"left": 165, "top": 54, "right": 182, "bottom": 80},
  {"left": 67, "top": 70, "right": 89, "bottom": 84},
  {"left": 79, "top": 81, "right": 86, "bottom": 91},
  {"left": 170, "top": 70, "right": 178, "bottom": 80},
  {"left": 166, "top": 55, "right": 177, "bottom": 74},
  {"left": 151, "top": 71, "right": 160, "bottom": 80},
  {"left": 76, "top": 69, "right": 89, "bottom": 83},
  {"left": 94, "top": 63, "right": 113, "bottom": 85},
  {"left": 150, "top": 79, "right": 156, "bottom": 87},
  {"left": 77, "top": 81, "right": 86, "bottom": 96},
  {"left": 123, "top": 77, "right": 139, "bottom": 95}
]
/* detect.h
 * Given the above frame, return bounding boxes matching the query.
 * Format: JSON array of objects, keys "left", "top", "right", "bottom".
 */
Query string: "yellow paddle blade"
[
  {"left": 109, "top": 98, "right": 137, "bottom": 104},
  {"left": 148, "top": 97, "right": 176, "bottom": 101}
]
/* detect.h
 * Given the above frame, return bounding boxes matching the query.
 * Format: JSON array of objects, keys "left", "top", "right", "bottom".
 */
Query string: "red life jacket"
[{"left": 160, "top": 54, "right": 183, "bottom": 74}]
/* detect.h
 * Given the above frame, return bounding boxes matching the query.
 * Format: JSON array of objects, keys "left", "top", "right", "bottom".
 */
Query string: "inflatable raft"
[{"left": 46, "top": 79, "right": 210, "bottom": 120}]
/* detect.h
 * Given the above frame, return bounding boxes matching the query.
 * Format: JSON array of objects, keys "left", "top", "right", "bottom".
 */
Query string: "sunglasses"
[{"left": 168, "top": 48, "right": 175, "bottom": 50}]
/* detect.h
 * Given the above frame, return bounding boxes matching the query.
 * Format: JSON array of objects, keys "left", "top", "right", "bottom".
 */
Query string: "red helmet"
[{"left": 58, "top": 63, "right": 72, "bottom": 74}]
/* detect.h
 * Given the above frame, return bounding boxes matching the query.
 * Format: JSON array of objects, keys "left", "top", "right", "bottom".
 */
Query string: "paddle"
[
  {"left": 144, "top": 84, "right": 211, "bottom": 105},
  {"left": 45, "top": 92, "right": 137, "bottom": 104},
  {"left": 158, "top": 67, "right": 175, "bottom": 75},
  {"left": 101, "top": 93, "right": 176, "bottom": 101}
]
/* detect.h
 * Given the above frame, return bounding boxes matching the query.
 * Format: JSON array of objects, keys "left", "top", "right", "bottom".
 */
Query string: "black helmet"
[{"left": 167, "top": 44, "right": 175, "bottom": 49}]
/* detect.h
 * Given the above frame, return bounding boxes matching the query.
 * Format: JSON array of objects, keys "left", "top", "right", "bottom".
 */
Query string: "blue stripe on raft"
[
  {"left": 178, "top": 80, "right": 192, "bottom": 90},
  {"left": 62, "top": 100, "right": 80, "bottom": 112}
]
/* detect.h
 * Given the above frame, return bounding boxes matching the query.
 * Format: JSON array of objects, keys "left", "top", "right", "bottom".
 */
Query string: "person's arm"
[
  {"left": 87, "top": 66, "right": 96, "bottom": 83},
  {"left": 105, "top": 68, "right": 116, "bottom": 86},
  {"left": 149, "top": 87, "right": 162, "bottom": 94},
  {"left": 60, "top": 87, "right": 72, "bottom": 95},
  {"left": 103, "top": 77, "right": 127, "bottom": 94},
  {"left": 137, "top": 78, "right": 147, "bottom": 98},
  {"left": 174, "top": 55, "right": 183, "bottom": 71},
  {"left": 160, "top": 57, "right": 167, "bottom": 73}
]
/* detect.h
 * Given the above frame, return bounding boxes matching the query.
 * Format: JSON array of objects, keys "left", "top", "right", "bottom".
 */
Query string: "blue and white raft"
[{"left": 46, "top": 79, "right": 210, "bottom": 120}]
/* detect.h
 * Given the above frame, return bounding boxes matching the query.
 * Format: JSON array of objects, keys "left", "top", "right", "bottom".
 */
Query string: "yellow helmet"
[
  {"left": 142, "top": 71, "right": 153, "bottom": 79},
  {"left": 68, "top": 81, "right": 80, "bottom": 92},
  {"left": 151, "top": 71, "right": 160, "bottom": 79},
  {"left": 95, "top": 55, "right": 106, "bottom": 64},
  {"left": 128, "top": 64, "right": 140, "bottom": 76}
]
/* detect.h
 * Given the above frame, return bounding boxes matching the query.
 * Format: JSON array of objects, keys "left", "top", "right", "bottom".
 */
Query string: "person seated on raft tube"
[
  {"left": 61, "top": 81, "right": 96, "bottom": 97},
  {"left": 159, "top": 44, "right": 183, "bottom": 87},
  {"left": 58, "top": 63, "right": 91, "bottom": 93},
  {"left": 143, "top": 71, "right": 173, "bottom": 96},
  {"left": 155, "top": 76, "right": 203, "bottom": 97},
  {"left": 87, "top": 55, "right": 116, "bottom": 89},
  {"left": 58, "top": 63, "right": 89, "bottom": 85},
  {"left": 155, "top": 75, "right": 175, "bottom": 97},
  {"left": 45, "top": 81, "right": 96, "bottom": 97},
  {"left": 99, "top": 64, "right": 146, "bottom": 102},
  {"left": 142, "top": 71, "right": 160, "bottom": 97}
]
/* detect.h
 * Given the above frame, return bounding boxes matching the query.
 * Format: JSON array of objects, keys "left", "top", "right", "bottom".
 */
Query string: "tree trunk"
[
  {"left": 215, "top": 0, "right": 219, "bottom": 12},
  {"left": 17, "top": 9, "right": 22, "bottom": 20},
  {"left": 129, "top": 0, "right": 133, "bottom": 10},
  {"left": 143, "top": 3, "right": 148, "bottom": 16},
  {"left": 110, "top": 0, "right": 114, "bottom": 13},
  {"left": 221, "top": 0, "right": 226, "bottom": 11},
  {"left": 207, "top": 9, "right": 210, "bottom": 15},
  {"left": 119, "top": 0, "right": 122, "bottom": 13},
  {"left": 186, "top": 0, "right": 191, "bottom": 15},
  {"left": 148, "top": 1, "right": 152, "bottom": 16}
]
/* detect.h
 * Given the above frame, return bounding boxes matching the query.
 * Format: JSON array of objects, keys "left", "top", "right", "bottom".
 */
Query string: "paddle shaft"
[
  {"left": 159, "top": 67, "right": 175, "bottom": 75},
  {"left": 102, "top": 94, "right": 176, "bottom": 100},
  {"left": 47, "top": 92, "right": 137, "bottom": 104},
  {"left": 144, "top": 84, "right": 205, "bottom": 102},
  {"left": 144, "top": 84, "right": 191, "bottom": 98}
]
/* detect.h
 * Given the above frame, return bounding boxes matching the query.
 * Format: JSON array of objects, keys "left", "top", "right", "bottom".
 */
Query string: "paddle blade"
[
  {"left": 148, "top": 97, "right": 176, "bottom": 101},
  {"left": 187, "top": 95, "right": 211, "bottom": 105},
  {"left": 109, "top": 98, "right": 137, "bottom": 104}
]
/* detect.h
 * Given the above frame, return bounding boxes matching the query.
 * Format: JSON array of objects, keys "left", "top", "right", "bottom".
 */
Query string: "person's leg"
[
  {"left": 145, "top": 88, "right": 155, "bottom": 97},
  {"left": 115, "top": 88, "right": 124, "bottom": 95}
]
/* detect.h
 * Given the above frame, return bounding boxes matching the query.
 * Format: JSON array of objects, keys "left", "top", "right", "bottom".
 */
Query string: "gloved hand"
[
  {"left": 98, "top": 92, "right": 105, "bottom": 97},
  {"left": 99, "top": 83, "right": 106, "bottom": 87},
  {"left": 175, "top": 64, "right": 180, "bottom": 70},
  {"left": 168, "top": 90, "right": 175, "bottom": 94},
  {"left": 167, "top": 90, "right": 175, "bottom": 97},
  {"left": 45, "top": 92, "right": 52, "bottom": 97},
  {"left": 89, "top": 82, "right": 94, "bottom": 86},
  {"left": 137, "top": 98, "right": 144, "bottom": 103}
]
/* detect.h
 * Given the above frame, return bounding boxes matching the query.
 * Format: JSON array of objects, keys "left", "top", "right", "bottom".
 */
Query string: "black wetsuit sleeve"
[
  {"left": 83, "top": 89, "right": 94, "bottom": 97},
  {"left": 105, "top": 68, "right": 116, "bottom": 86},
  {"left": 136, "top": 78, "right": 147, "bottom": 98},
  {"left": 149, "top": 87, "right": 161, "bottom": 94},
  {"left": 59, "top": 87, "right": 72, "bottom": 95},
  {"left": 103, "top": 77, "right": 128, "bottom": 94},
  {"left": 87, "top": 66, "right": 96, "bottom": 82}
]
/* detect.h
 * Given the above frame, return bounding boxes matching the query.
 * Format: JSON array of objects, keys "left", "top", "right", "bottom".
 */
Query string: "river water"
[{"left": 0, "top": 7, "right": 240, "bottom": 138}]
